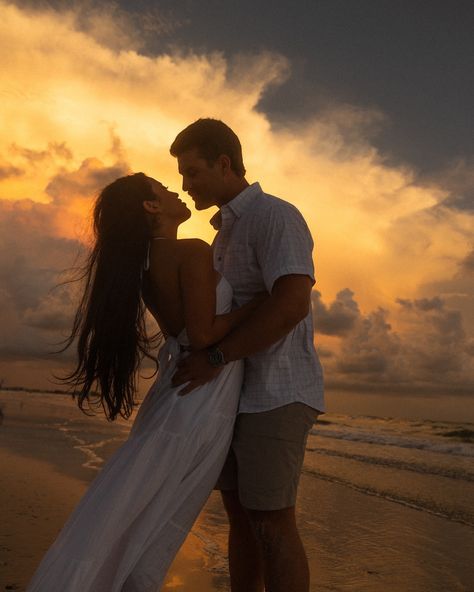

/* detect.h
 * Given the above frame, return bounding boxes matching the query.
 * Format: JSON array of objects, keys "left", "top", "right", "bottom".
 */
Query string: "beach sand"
[
  {"left": 0, "top": 391, "right": 222, "bottom": 592},
  {"left": 1, "top": 391, "right": 473, "bottom": 591}
]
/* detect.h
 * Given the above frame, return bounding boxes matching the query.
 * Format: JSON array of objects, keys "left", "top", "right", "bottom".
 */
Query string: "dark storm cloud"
[
  {"left": 0, "top": 200, "right": 77, "bottom": 307},
  {"left": 312, "top": 289, "right": 360, "bottom": 336},
  {"left": 23, "top": 286, "right": 76, "bottom": 332},
  {"left": 314, "top": 290, "right": 474, "bottom": 392},
  {"left": 0, "top": 199, "right": 80, "bottom": 360},
  {"left": 117, "top": 0, "right": 474, "bottom": 175},
  {"left": 335, "top": 307, "right": 401, "bottom": 377},
  {"left": 441, "top": 194, "right": 474, "bottom": 213},
  {"left": 395, "top": 297, "right": 468, "bottom": 377},
  {"left": 396, "top": 297, "right": 444, "bottom": 312},
  {"left": 10, "top": 0, "right": 473, "bottom": 174},
  {"left": 428, "top": 159, "right": 474, "bottom": 213},
  {"left": 11, "top": 0, "right": 182, "bottom": 52}
]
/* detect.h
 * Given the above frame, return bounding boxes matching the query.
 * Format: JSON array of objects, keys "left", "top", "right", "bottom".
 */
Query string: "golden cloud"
[{"left": 0, "top": 1, "right": 472, "bottom": 390}]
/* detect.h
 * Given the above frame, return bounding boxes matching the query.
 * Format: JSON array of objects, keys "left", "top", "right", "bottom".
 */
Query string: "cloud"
[
  {"left": 46, "top": 157, "right": 129, "bottom": 205},
  {"left": 427, "top": 158, "right": 474, "bottom": 213},
  {"left": 0, "top": 161, "right": 23, "bottom": 180},
  {"left": 396, "top": 296, "right": 444, "bottom": 312},
  {"left": 10, "top": 141, "right": 73, "bottom": 165},
  {"left": 23, "top": 286, "right": 76, "bottom": 332},
  {"left": 9, "top": 0, "right": 182, "bottom": 52},
  {"left": 394, "top": 296, "right": 470, "bottom": 380},
  {"left": 441, "top": 193, "right": 474, "bottom": 213},
  {"left": 336, "top": 308, "right": 401, "bottom": 376},
  {"left": 312, "top": 289, "right": 360, "bottom": 336},
  {"left": 315, "top": 291, "right": 474, "bottom": 392},
  {"left": 0, "top": 1, "right": 472, "bottom": 394},
  {"left": 0, "top": 144, "right": 131, "bottom": 365},
  {"left": 0, "top": 197, "right": 80, "bottom": 357},
  {"left": 460, "top": 249, "right": 474, "bottom": 274}
]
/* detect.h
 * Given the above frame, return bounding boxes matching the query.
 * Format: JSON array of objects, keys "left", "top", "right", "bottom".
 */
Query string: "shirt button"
[{"left": 218, "top": 257, "right": 222, "bottom": 261}]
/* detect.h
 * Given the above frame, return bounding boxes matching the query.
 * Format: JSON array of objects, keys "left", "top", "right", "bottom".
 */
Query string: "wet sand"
[
  {"left": 1, "top": 391, "right": 473, "bottom": 591},
  {"left": 0, "top": 391, "right": 221, "bottom": 592}
]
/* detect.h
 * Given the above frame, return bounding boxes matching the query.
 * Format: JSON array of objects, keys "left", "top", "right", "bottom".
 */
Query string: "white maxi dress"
[{"left": 27, "top": 277, "right": 243, "bottom": 592}]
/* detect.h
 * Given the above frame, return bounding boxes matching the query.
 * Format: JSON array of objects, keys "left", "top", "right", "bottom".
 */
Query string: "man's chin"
[{"left": 193, "top": 200, "right": 213, "bottom": 211}]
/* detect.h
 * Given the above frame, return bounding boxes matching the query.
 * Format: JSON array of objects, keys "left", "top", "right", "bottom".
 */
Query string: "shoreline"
[{"left": 1, "top": 390, "right": 474, "bottom": 591}]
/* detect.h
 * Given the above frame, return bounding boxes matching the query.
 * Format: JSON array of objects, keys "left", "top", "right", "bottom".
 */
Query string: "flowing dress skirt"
[{"left": 27, "top": 329, "right": 243, "bottom": 591}]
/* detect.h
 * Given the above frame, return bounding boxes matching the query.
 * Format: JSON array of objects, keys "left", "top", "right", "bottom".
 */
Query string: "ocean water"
[
  {"left": 191, "top": 412, "right": 474, "bottom": 592},
  {"left": 51, "top": 409, "right": 474, "bottom": 530},
  {"left": 306, "top": 413, "right": 474, "bottom": 528},
  {"left": 44, "top": 391, "right": 474, "bottom": 530},
  {"left": 2, "top": 390, "right": 474, "bottom": 590},
  {"left": 326, "top": 390, "right": 474, "bottom": 423}
]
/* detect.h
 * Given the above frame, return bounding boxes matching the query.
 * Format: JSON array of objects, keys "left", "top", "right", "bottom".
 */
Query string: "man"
[{"left": 170, "top": 119, "right": 324, "bottom": 592}]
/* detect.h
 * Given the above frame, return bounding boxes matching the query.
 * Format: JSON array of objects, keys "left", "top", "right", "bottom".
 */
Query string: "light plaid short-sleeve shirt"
[{"left": 211, "top": 182, "right": 325, "bottom": 414}]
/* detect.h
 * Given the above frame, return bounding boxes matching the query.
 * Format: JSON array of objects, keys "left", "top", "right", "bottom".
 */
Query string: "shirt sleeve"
[{"left": 255, "top": 201, "right": 315, "bottom": 293}]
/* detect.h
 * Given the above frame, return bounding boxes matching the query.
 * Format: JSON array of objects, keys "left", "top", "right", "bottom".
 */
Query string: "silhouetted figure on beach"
[{"left": 171, "top": 119, "right": 324, "bottom": 592}]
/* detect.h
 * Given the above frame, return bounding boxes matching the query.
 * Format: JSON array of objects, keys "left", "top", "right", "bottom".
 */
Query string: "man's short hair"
[{"left": 170, "top": 118, "right": 246, "bottom": 177}]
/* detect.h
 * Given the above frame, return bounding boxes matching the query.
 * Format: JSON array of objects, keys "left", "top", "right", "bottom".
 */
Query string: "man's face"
[{"left": 177, "top": 148, "right": 226, "bottom": 210}]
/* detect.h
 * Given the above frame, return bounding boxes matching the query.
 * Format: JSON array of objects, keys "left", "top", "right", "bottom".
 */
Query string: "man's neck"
[{"left": 217, "top": 178, "right": 250, "bottom": 207}]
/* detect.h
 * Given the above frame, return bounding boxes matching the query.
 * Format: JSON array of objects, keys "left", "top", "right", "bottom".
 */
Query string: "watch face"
[{"left": 208, "top": 346, "right": 225, "bottom": 367}]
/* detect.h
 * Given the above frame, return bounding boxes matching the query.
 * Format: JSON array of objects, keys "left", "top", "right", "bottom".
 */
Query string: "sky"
[{"left": 0, "top": 0, "right": 473, "bottom": 397}]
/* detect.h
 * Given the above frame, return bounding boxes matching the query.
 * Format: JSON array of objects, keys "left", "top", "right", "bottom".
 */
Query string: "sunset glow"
[{"left": 0, "top": 1, "right": 473, "bottom": 393}]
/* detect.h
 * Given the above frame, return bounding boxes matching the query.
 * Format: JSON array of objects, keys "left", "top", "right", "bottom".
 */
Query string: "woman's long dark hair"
[{"left": 62, "top": 172, "right": 158, "bottom": 421}]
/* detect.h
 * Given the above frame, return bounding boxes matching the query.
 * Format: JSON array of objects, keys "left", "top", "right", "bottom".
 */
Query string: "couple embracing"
[{"left": 27, "top": 119, "right": 324, "bottom": 592}]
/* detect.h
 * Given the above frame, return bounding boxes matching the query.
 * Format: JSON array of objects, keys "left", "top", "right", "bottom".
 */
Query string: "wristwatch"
[{"left": 207, "top": 345, "right": 227, "bottom": 367}]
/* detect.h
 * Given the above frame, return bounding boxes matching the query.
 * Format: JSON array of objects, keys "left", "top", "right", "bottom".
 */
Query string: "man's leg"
[
  {"left": 246, "top": 506, "right": 309, "bottom": 592},
  {"left": 221, "top": 490, "right": 264, "bottom": 592},
  {"left": 221, "top": 491, "right": 309, "bottom": 592},
  {"left": 218, "top": 403, "right": 318, "bottom": 592}
]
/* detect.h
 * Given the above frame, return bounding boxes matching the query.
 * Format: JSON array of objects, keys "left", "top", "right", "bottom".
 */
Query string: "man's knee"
[{"left": 244, "top": 507, "right": 297, "bottom": 550}]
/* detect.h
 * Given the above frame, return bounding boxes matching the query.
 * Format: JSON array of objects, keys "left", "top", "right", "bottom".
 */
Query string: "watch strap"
[{"left": 207, "top": 345, "right": 226, "bottom": 367}]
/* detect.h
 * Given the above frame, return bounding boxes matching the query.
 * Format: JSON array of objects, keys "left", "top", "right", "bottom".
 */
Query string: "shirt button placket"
[{"left": 214, "top": 209, "right": 234, "bottom": 270}]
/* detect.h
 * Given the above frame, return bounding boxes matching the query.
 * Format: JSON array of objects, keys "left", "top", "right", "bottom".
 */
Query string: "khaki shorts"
[{"left": 215, "top": 402, "right": 319, "bottom": 510}]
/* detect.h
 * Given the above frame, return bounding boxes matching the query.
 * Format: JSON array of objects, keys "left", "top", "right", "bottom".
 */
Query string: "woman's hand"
[{"left": 173, "top": 350, "right": 223, "bottom": 396}]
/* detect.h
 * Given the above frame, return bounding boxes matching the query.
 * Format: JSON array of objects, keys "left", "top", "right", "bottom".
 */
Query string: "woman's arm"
[{"left": 179, "top": 239, "right": 266, "bottom": 350}]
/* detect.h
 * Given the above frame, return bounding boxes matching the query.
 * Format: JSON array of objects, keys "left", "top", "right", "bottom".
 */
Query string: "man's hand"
[{"left": 172, "top": 350, "right": 223, "bottom": 396}]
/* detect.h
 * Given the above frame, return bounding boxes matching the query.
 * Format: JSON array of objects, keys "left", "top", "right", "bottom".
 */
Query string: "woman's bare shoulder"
[
  {"left": 174, "top": 239, "right": 212, "bottom": 271},
  {"left": 177, "top": 238, "right": 212, "bottom": 256}
]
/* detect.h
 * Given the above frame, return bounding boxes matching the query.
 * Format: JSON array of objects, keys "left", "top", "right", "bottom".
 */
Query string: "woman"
[{"left": 27, "top": 173, "right": 263, "bottom": 591}]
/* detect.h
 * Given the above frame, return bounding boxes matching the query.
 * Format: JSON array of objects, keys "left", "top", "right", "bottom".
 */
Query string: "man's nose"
[{"left": 182, "top": 177, "right": 190, "bottom": 192}]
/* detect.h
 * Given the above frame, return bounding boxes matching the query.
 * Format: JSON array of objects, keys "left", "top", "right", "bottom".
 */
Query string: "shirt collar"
[{"left": 209, "top": 182, "right": 262, "bottom": 230}]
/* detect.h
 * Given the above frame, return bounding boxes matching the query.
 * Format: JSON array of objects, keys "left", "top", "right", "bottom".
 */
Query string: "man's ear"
[
  {"left": 217, "top": 154, "right": 232, "bottom": 176},
  {"left": 143, "top": 200, "right": 162, "bottom": 214}
]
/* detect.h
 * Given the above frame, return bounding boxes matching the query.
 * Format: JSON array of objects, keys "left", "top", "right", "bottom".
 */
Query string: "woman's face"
[{"left": 148, "top": 178, "right": 191, "bottom": 222}]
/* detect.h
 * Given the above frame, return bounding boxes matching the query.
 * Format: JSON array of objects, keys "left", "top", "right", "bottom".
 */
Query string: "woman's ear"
[{"left": 143, "top": 200, "right": 162, "bottom": 215}]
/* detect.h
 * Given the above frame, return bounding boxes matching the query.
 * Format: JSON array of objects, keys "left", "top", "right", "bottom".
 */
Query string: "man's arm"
[
  {"left": 173, "top": 274, "right": 313, "bottom": 395},
  {"left": 219, "top": 274, "right": 312, "bottom": 361}
]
